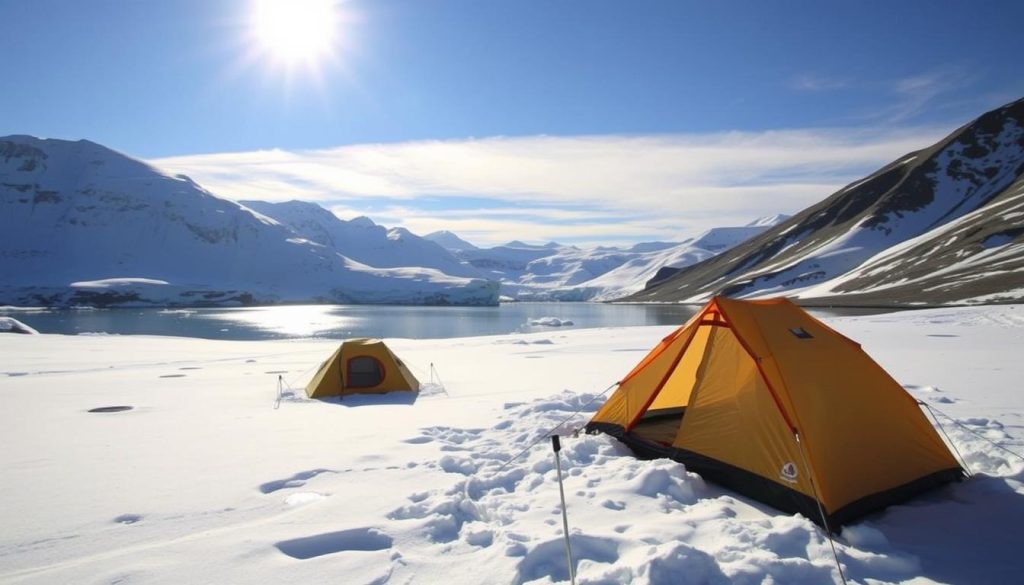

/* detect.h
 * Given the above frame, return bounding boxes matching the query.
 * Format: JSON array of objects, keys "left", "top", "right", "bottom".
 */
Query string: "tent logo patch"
[{"left": 780, "top": 462, "right": 799, "bottom": 483}]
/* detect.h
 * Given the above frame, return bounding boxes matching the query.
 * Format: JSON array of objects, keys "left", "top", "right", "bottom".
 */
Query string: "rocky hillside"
[{"left": 625, "top": 97, "right": 1024, "bottom": 306}]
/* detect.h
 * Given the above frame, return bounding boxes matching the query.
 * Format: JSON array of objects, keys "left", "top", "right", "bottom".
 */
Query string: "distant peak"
[
  {"left": 424, "top": 230, "right": 479, "bottom": 251},
  {"left": 349, "top": 216, "right": 377, "bottom": 227}
]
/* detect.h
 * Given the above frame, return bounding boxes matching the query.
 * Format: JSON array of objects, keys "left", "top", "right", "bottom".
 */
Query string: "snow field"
[{"left": 1, "top": 306, "right": 1023, "bottom": 584}]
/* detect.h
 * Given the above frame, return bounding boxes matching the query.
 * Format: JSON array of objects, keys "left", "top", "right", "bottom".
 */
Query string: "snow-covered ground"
[{"left": 1, "top": 306, "right": 1022, "bottom": 584}]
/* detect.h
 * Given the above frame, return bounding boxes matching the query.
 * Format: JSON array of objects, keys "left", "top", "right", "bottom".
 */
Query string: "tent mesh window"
[
  {"left": 789, "top": 327, "right": 813, "bottom": 339},
  {"left": 347, "top": 356, "right": 384, "bottom": 387}
]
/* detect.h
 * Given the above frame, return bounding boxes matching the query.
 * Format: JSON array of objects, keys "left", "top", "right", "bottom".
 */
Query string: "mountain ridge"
[
  {"left": 625, "top": 97, "right": 1024, "bottom": 306},
  {"left": 0, "top": 136, "right": 499, "bottom": 307}
]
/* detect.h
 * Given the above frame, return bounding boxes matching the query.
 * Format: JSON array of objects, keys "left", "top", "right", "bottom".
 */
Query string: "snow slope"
[
  {"left": 0, "top": 136, "right": 498, "bottom": 307},
  {"left": 628, "top": 97, "right": 1024, "bottom": 306},
  {"left": 2, "top": 305, "right": 1022, "bottom": 584},
  {"left": 0, "top": 316, "right": 37, "bottom": 334}
]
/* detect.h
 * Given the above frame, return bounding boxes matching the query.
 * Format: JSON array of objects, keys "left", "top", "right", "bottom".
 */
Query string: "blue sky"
[{"left": 2, "top": 0, "right": 1022, "bottom": 246}]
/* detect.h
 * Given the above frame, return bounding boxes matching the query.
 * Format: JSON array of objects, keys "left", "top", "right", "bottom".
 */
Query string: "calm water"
[{"left": 2, "top": 303, "right": 891, "bottom": 341}]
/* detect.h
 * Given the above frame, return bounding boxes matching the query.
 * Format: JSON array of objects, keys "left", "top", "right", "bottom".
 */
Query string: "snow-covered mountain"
[
  {"left": 424, "top": 230, "right": 480, "bottom": 252},
  {"left": 0, "top": 136, "right": 499, "bottom": 307},
  {"left": 579, "top": 224, "right": 786, "bottom": 301},
  {"left": 626, "top": 97, "right": 1024, "bottom": 306},
  {"left": 434, "top": 217, "right": 786, "bottom": 301},
  {"left": 242, "top": 201, "right": 482, "bottom": 279}
]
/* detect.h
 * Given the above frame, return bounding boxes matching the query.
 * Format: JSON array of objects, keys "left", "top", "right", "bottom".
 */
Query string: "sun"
[{"left": 250, "top": 0, "right": 340, "bottom": 67}]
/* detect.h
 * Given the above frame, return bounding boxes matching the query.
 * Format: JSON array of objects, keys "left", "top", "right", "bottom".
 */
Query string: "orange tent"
[
  {"left": 587, "top": 297, "right": 963, "bottom": 528},
  {"left": 306, "top": 338, "right": 420, "bottom": 399}
]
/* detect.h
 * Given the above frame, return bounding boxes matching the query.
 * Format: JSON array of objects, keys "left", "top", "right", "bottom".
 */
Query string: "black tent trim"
[{"left": 586, "top": 421, "right": 964, "bottom": 530}]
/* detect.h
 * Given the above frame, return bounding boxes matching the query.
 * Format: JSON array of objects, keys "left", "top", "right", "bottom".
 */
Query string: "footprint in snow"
[
  {"left": 275, "top": 527, "right": 392, "bottom": 560},
  {"left": 260, "top": 469, "right": 337, "bottom": 494},
  {"left": 403, "top": 435, "right": 433, "bottom": 444},
  {"left": 158, "top": 374, "right": 186, "bottom": 378},
  {"left": 514, "top": 535, "right": 619, "bottom": 585},
  {"left": 113, "top": 514, "right": 143, "bottom": 525}
]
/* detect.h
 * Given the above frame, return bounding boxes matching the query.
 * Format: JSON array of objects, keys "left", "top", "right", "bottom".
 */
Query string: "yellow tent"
[
  {"left": 587, "top": 297, "right": 963, "bottom": 529},
  {"left": 306, "top": 338, "right": 420, "bottom": 399}
]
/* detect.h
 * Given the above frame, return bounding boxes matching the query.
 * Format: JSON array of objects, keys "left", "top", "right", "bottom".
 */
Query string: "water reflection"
[
  {"left": 198, "top": 306, "right": 366, "bottom": 337},
  {"left": 1, "top": 303, "right": 895, "bottom": 341}
]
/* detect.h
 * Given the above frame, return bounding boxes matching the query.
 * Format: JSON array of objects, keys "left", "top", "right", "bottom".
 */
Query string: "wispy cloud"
[
  {"left": 151, "top": 127, "right": 947, "bottom": 247},
  {"left": 880, "top": 66, "right": 981, "bottom": 123},
  {"left": 791, "top": 66, "right": 1001, "bottom": 127},
  {"left": 791, "top": 73, "right": 851, "bottom": 92}
]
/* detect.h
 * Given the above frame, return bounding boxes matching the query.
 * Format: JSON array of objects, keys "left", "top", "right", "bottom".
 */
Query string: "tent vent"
[{"left": 789, "top": 327, "right": 813, "bottom": 339}]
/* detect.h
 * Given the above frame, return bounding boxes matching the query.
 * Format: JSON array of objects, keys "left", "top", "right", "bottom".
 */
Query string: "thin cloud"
[
  {"left": 791, "top": 73, "right": 851, "bottom": 92},
  {"left": 865, "top": 66, "right": 982, "bottom": 124},
  {"left": 151, "top": 127, "right": 948, "bottom": 247}
]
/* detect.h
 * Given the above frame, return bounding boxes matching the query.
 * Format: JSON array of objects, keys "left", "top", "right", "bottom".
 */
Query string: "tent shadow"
[
  {"left": 319, "top": 391, "right": 420, "bottom": 408},
  {"left": 846, "top": 473, "right": 1024, "bottom": 584}
]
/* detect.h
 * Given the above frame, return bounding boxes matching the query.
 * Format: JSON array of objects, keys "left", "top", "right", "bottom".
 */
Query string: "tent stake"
[
  {"left": 551, "top": 435, "right": 577, "bottom": 585},
  {"left": 794, "top": 432, "right": 848, "bottom": 585},
  {"left": 274, "top": 375, "right": 283, "bottom": 410}
]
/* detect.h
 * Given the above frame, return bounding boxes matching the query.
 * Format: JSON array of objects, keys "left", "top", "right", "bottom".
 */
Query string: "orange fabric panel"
[
  {"left": 732, "top": 299, "right": 960, "bottom": 512},
  {"left": 618, "top": 306, "right": 708, "bottom": 384},
  {"left": 673, "top": 327, "right": 815, "bottom": 498},
  {"left": 590, "top": 321, "right": 700, "bottom": 427},
  {"left": 649, "top": 324, "right": 711, "bottom": 411},
  {"left": 305, "top": 345, "right": 345, "bottom": 398}
]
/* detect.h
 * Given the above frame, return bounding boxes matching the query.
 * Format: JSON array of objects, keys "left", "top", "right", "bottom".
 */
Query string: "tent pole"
[
  {"left": 795, "top": 432, "right": 848, "bottom": 585},
  {"left": 551, "top": 435, "right": 576, "bottom": 585}
]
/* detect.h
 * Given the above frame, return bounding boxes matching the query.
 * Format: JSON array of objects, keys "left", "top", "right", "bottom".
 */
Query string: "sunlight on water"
[
  {"left": 198, "top": 305, "right": 365, "bottom": 337},
  {"left": 0, "top": 303, "right": 897, "bottom": 341}
]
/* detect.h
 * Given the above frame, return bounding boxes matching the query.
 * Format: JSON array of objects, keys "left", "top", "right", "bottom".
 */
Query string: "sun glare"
[{"left": 251, "top": 0, "right": 339, "bottom": 67}]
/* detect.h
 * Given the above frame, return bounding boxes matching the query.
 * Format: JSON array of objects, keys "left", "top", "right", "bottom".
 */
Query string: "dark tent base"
[
  {"left": 586, "top": 421, "right": 965, "bottom": 531},
  {"left": 630, "top": 407, "right": 686, "bottom": 445}
]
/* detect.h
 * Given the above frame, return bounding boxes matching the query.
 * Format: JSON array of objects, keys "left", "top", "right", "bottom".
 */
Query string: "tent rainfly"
[
  {"left": 306, "top": 338, "right": 420, "bottom": 399},
  {"left": 586, "top": 297, "right": 964, "bottom": 529}
]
